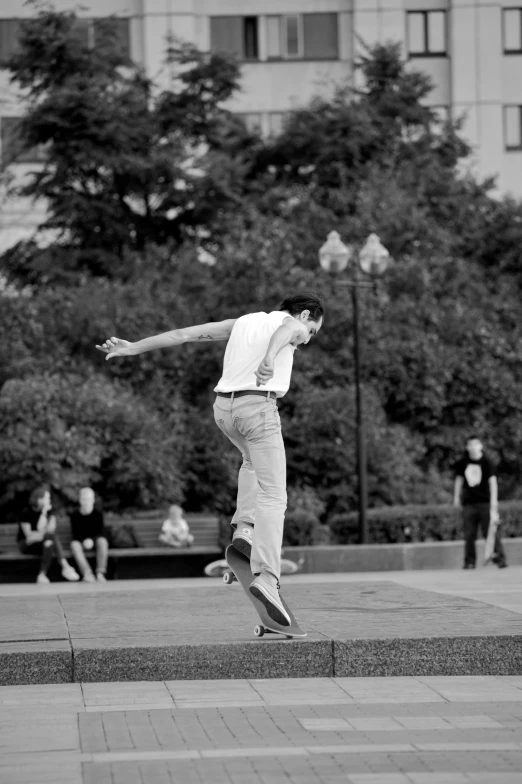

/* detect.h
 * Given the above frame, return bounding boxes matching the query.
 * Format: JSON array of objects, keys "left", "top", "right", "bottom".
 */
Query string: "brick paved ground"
[{"left": 2, "top": 677, "right": 522, "bottom": 783}]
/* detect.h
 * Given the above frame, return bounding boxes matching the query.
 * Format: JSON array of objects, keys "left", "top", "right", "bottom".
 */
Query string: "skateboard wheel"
[
  {"left": 223, "top": 571, "right": 234, "bottom": 585},
  {"left": 254, "top": 625, "right": 264, "bottom": 637}
]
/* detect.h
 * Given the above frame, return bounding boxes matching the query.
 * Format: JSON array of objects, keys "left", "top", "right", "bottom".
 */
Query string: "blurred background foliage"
[{"left": 2, "top": 9, "right": 522, "bottom": 532}]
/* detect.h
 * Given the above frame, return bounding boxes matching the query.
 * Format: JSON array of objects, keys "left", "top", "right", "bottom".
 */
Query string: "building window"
[
  {"left": 210, "top": 16, "right": 259, "bottom": 61},
  {"left": 268, "top": 112, "right": 287, "bottom": 136},
  {"left": 1, "top": 117, "right": 47, "bottom": 165},
  {"left": 267, "top": 13, "right": 338, "bottom": 60},
  {"left": 266, "top": 16, "right": 281, "bottom": 59},
  {"left": 0, "top": 17, "right": 130, "bottom": 66},
  {"left": 431, "top": 105, "right": 450, "bottom": 123},
  {"left": 0, "top": 19, "right": 21, "bottom": 65},
  {"left": 504, "top": 106, "right": 522, "bottom": 150},
  {"left": 237, "top": 113, "right": 262, "bottom": 133},
  {"left": 284, "top": 15, "right": 302, "bottom": 59},
  {"left": 407, "top": 11, "right": 447, "bottom": 56},
  {"left": 78, "top": 18, "right": 130, "bottom": 58},
  {"left": 503, "top": 9, "right": 522, "bottom": 53}
]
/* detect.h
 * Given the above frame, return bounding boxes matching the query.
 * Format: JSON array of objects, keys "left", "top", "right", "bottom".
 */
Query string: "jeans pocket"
[{"left": 232, "top": 410, "right": 266, "bottom": 442}]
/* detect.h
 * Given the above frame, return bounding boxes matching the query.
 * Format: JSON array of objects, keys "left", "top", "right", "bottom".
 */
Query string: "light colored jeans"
[{"left": 213, "top": 393, "right": 287, "bottom": 580}]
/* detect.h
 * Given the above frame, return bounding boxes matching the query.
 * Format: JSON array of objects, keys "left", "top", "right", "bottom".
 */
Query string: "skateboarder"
[
  {"left": 96, "top": 292, "right": 324, "bottom": 626},
  {"left": 453, "top": 436, "right": 507, "bottom": 569}
]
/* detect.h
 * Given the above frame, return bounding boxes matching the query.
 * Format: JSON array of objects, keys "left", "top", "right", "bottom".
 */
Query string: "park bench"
[{"left": 0, "top": 512, "right": 221, "bottom": 582}]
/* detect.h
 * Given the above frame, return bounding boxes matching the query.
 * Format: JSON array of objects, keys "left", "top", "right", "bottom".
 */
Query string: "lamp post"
[{"left": 319, "top": 231, "right": 390, "bottom": 544}]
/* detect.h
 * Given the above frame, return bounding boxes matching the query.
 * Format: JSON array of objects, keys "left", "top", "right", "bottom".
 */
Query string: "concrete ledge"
[
  {"left": 284, "top": 538, "right": 522, "bottom": 573},
  {"left": 2, "top": 580, "right": 522, "bottom": 684},
  {"left": 73, "top": 640, "right": 333, "bottom": 682},
  {"left": 0, "top": 640, "right": 72, "bottom": 685},
  {"left": 334, "top": 636, "right": 522, "bottom": 677}
]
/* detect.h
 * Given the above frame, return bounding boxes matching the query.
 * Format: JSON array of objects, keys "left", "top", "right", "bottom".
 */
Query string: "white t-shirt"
[{"left": 214, "top": 311, "right": 296, "bottom": 397}]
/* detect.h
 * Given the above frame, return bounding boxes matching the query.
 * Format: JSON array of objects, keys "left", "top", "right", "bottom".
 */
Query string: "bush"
[
  {"left": 283, "top": 510, "right": 330, "bottom": 546},
  {"left": 329, "top": 501, "right": 522, "bottom": 545},
  {"left": 0, "top": 372, "right": 184, "bottom": 512}
]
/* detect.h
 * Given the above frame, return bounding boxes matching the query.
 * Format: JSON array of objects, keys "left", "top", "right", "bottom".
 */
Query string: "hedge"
[{"left": 329, "top": 501, "right": 522, "bottom": 545}]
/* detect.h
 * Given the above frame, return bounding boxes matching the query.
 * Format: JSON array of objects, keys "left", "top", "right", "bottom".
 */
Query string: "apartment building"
[{"left": 1, "top": 0, "right": 522, "bottom": 251}]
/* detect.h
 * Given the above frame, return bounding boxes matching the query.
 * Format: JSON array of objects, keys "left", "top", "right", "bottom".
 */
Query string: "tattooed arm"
[{"left": 96, "top": 319, "right": 238, "bottom": 359}]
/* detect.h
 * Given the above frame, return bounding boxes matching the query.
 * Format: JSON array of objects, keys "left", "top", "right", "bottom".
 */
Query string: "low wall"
[{"left": 284, "top": 537, "right": 522, "bottom": 573}]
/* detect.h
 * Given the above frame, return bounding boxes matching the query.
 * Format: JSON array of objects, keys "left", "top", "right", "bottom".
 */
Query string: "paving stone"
[{"left": 0, "top": 683, "right": 82, "bottom": 706}]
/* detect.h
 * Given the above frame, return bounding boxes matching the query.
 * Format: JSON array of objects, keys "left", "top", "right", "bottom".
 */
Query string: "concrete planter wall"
[{"left": 283, "top": 537, "right": 522, "bottom": 573}]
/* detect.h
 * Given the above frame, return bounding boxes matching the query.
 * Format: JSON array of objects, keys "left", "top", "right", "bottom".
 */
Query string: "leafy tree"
[
  {"left": 0, "top": 371, "right": 185, "bottom": 513},
  {"left": 2, "top": 32, "right": 522, "bottom": 526},
  {"left": 5, "top": 5, "right": 258, "bottom": 279}
]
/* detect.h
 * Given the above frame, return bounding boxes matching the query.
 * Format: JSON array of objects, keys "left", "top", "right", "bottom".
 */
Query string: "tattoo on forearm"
[{"left": 197, "top": 334, "right": 215, "bottom": 341}]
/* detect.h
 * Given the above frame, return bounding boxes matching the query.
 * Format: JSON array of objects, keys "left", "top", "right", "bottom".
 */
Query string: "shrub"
[
  {"left": 283, "top": 510, "right": 330, "bottom": 546},
  {"left": 329, "top": 501, "right": 522, "bottom": 545},
  {"left": 0, "top": 372, "right": 184, "bottom": 513}
]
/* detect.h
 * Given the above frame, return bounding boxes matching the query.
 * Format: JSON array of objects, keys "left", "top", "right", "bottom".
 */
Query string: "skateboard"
[
  {"left": 225, "top": 544, "right": 306, "bottom": 639},
  {"left": 219, "top": 554, "right": 302, "bottom": 582},
  {"left": 484, "top": 513, "right": 499, "bottom": 565}
]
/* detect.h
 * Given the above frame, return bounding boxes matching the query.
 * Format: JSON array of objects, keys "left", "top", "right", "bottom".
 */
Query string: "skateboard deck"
[
  {"left": 484, "top": 514, "right": 499, "bottom": 565},
  {"left": 225, "top": 544, "right": 306, "bottom": 638}
]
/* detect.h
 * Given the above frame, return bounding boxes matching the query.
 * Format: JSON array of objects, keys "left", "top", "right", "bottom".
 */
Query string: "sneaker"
[
  {"left": 497, "top": 562, "right": 508, "bottom": 569},
  {"left": 36, "top": 572, "right": 50, "bottom": 584},
  {"left": 83, "top": 572, "right": 96, "bottom": 583},
  {"left": 463, "top": 563, "right": 476, "bottom": 569},
  {"left": 96, "top": 572, "right": 107, "bottom": 583},
  {"left": 61, "top": 563, "right": 80, "bottom": 582},
  {"left": 249, "top": 573, "right": 291, "bottom": 627},
  {"left": 232, "top": 525, "right": 253, "bottom": 558}
]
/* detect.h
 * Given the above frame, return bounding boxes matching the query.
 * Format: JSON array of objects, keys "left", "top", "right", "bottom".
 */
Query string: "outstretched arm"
[{"left": 96, "top": 319, "right": 237, "bottom": 359}]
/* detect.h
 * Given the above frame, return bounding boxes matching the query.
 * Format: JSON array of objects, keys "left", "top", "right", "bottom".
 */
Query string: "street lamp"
[{"left": 319, "top": 231, "right": 390, "bottom": 544}]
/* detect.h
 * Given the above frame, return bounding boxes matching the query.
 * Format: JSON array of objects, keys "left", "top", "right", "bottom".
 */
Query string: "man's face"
[
  {"left": 80, "top": 488, "right": 95, "bottom": 513},
  {"left": 466, "top": 439, "right": 483, "bottom": 460},
  {"left": 298, "top": 312, "right": 323, "bottom": 344}
]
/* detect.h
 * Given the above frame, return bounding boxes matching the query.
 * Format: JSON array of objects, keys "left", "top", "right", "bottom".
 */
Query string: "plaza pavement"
[
  {"left": 3, "top": 676, "right": 522, "bottom": 783},
  {"left": 2, "top": 568, "right": 522, "bottom": 782}
]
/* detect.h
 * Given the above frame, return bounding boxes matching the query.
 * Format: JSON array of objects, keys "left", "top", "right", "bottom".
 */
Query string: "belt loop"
[{"left": 231, "top": 391, "right": 235, "bottom": 403}]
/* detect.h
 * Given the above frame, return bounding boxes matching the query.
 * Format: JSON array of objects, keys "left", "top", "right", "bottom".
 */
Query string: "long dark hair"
[
  {"left": 279, "top": 292, "right": 325, "bottom": 322},
  {"left": 29, "top": 485, "right": 50, "bottom": 510}
]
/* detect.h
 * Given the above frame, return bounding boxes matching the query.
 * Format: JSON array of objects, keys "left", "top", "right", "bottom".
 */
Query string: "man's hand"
[
  {"left": 95, "top": 337, "right": 134, "bottom": 360},
  {"left": 255, "top": 356, "right": 274, "bottom": 386}
]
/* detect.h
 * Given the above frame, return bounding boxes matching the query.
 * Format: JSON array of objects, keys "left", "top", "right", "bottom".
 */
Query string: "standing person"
[
  {"left": 70, "top": 487, "right": 109, "bottom": 583},
  {"left": 17, "top": 486, "right": 80, "bottom": 584},
  {"left": 96, "top": 292, "right": 324, "bottom": 626},
  {"left": 454, "top": 436, "right": 507, "bottom": 569}
]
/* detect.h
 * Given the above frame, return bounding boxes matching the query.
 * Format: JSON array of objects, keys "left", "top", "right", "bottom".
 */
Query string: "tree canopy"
[{"left": 2, "top": 8, "right": 522, "bottom": 524}]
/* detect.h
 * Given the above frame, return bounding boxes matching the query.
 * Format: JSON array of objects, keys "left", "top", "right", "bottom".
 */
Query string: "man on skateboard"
[{"left": 96, "top": 292, "right": 324, "bottom": 627}]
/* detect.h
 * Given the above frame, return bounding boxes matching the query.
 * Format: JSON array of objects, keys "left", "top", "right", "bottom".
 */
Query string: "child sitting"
[{"left": 158, "top": 504, "right": 194, "bottom": 548}]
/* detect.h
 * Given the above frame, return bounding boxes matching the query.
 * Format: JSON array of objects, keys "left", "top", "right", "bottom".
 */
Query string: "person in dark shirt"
[
  {"left": 70, "top": 487, "right": 109, "bottom": 582},
  {"left": 18, "top": 485, "right": 80, "bottom": 584},
  {"left": 453, "top": 436, "right": 507, "bottom": 569}
]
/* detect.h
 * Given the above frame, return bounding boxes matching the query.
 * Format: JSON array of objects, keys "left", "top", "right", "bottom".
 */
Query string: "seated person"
[
  {"left": 18, "top": 486, "right": 80, "bottom": 584},
  {"left": 159, "top": 504, "right": 194, "bottom": 548},
  {"left": 69, "top": 487, "right": 109, "bottom": 583}
]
